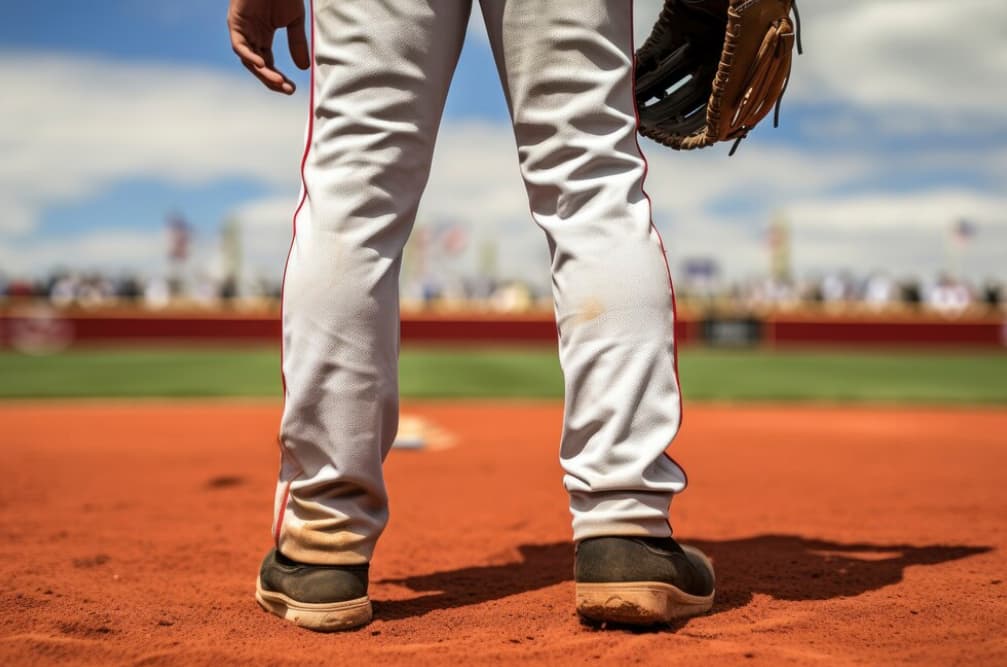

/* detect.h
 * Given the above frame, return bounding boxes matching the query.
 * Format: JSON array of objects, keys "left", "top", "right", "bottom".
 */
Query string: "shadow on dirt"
[
  {"left": 374, "top": 535, "right": 991, "bottom": 621},
  {"left": 692, "top": 535, "right": 991, "bottom": 614},
  {"left": 376, "top": 542, "right": 571, "bottom": 621}
]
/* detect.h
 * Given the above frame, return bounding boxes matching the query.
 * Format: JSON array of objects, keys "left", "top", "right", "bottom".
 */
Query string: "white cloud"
[
  {"left": 0, "top": 202, "right": 35, "bottom": 237},
  {"left": 6, "top": 115, "right": 1004, "bottom": 284},
  {"left": 2, "top": 28, "right": 1005, "bottom": 286},
  {"left": 230, "top": 195, "right": 298, "bottom": 277},
  {"left": 790, "top": 190, "right": 1007, "bottom": 231},
  {"left": 0, "top": 53, "right": 306, "bottom": 237},
  {"left": 0, "top": 228, "right": 172, "bottom": 276},
  {"left": 787, "top": 190, "right": 1007, "bottom": 279},
  {"left": 372, "top": 125, "right": 1007, "bottom": 283},
  {"left": 467, "top": 6, "right": 489, "bottom": 45},
  {"left": 790, "top": 0, "right": 1007, "bottom": 117}
]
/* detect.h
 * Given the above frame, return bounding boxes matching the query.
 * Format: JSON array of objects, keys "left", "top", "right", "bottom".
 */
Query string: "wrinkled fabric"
[{"left": 275, "top": 0, "right": 685, "bottom": 565}]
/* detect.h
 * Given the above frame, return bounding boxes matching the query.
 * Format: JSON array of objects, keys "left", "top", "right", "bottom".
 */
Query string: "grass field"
[{"left": 0, "top": 345, "right": 1004, "bottom": 403}]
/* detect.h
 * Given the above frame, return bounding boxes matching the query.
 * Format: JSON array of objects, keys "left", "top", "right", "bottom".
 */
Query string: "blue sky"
[
  {"left": 0, "top": 2, "right": 512, "bottom": 120},
  {"left": 1, "top": 0, "right": 1004, "bottom": 287},
  {"left": 0, "top": 2, "right": 508, "bottom": 272}
]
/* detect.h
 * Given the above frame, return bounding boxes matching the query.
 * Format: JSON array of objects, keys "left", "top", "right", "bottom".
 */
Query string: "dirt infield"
[{"left": 1, "top": 402, "right": 1005, "bottom": 666}]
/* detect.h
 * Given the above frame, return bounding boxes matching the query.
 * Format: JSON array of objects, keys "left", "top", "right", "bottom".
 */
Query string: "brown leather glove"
[{"left": 635, "top": 0, "right": 803, "bottom": 155}]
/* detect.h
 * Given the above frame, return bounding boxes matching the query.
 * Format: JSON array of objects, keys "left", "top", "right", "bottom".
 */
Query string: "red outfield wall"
[{"left": 0, "top": 308, "right": 1003, "bottom": 348}]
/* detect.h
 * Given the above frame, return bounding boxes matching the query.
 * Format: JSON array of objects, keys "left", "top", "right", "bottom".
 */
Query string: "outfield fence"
[{"left": 0, "top": 306, "right": 1003, "bottom": 351}]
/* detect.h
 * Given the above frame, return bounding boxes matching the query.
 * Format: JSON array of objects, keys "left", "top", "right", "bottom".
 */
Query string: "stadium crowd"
[{"left": 0, "top": 269, "right": 1002, "bottom": 317}]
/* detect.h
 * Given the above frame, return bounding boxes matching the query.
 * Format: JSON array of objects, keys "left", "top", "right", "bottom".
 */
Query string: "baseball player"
[{"left": 228, "top": 0, "right": 715, "bottom": 630}]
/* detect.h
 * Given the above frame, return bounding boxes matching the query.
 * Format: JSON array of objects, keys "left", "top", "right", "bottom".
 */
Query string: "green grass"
[{"left": 0, "top": 346, "right": 1004, "bottom": 404}]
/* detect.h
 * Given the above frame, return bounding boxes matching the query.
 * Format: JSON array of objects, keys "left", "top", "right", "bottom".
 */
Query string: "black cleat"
[
  {"left": 575, "top": 536, "right": 715, "bottom": 625},
  {"left": 255, "top": 548, "right": 372, "bottom": 631}
]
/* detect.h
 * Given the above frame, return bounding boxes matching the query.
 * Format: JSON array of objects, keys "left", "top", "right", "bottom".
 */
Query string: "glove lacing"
[{"left": 729, "top": 0, "right": 803, "bottom": 156}]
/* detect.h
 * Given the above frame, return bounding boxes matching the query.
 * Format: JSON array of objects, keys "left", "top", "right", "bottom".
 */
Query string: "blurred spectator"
[
  {"left": 925, "top": 274, "right": 972, "bottom": 316},
  {"left": 899, "top": 279, "right": 923, "bottom": 308},
  {"left": 4, "top": 279, "right": 38, "bottom": 298},
  {"left": 491, "top": 282, "right": 534, "bottom": 312},
  {"left": 144, "top": 277, "right": 171, "bottom": 309},
  {"left": 821, "top": 272, "right": 852, "bottom": 306},
  {"left": 0, "top": 266, "right": 1002, "bottom": 315},
  {"left": 116, "top": 275, "right": 143, "bottom": 302},
  {"left": 49, "top": 274, "right": 78, "bottom": 307},
  {"left": 864, "top": 272, "right": 896, "bottom": 310},
  {"left": 981, "top": 280, "right": 1002, "bottom": 309}
]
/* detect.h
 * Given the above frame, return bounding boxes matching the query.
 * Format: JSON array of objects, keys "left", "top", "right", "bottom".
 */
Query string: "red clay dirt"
[{"left": 1, "top": 401, "right": 1005, "bottom": 666}]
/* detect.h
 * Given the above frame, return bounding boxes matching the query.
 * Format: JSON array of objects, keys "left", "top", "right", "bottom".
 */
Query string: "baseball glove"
[{"left": 635, "top": 0, "right": 803, "bottom": 154}]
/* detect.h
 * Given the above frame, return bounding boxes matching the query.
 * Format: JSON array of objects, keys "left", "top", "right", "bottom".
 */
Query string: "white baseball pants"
[{"left": 274, "top": 0, "right": 686, "bottom": 565}]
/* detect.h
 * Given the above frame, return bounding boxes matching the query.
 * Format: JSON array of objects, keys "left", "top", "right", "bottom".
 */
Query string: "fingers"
[
  {"left": 287, "top": 14, "right": 311, "bottom": 70},
  {"left": 231, "top": 35, "right": 296, "bottom": 94},
  {"left": 228, "top": 14, "right": 297, "bottom": 95},
  {"left": 230, "top": 28, "right": 266, "bottom": 68},
  {"left": 241, "top": 58, "right": 296, "bottom": 95}
]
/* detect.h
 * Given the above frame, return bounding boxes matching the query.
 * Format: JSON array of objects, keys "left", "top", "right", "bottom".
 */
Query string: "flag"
[
  {"left": 952, "top": 218, "right": 977, "bottom": 247},
  {"left": 432, "top": 221, "right": 468, "bottom": 256},
  {"left": 167, "top": 212, "right": 192, "bottom": 262}
]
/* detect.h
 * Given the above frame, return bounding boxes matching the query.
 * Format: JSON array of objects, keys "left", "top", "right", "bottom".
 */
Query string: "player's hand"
[{"left": 227, "top": 0, "right": 310, "bottom": 95}]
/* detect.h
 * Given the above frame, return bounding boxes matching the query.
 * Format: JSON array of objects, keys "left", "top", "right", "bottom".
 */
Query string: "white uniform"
[{"left": 274, "top": 0, "right": 686, "bottom": 565}]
